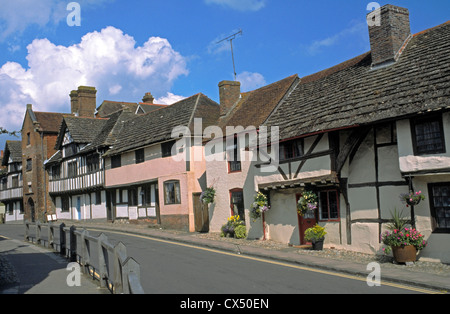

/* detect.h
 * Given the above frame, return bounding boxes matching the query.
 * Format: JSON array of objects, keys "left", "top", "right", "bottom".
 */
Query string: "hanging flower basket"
[
  {"left": 297, "top": 191, "right": 318, "bottom": 216},
  {"left": 200, "top": 186, "right": 216, "bottom": 205},
  {"left": 399, "top": 191, "right": 425, "bottom": 207},
  {"left": 250, "top": 192, "right": 270, "bottom": 221}
]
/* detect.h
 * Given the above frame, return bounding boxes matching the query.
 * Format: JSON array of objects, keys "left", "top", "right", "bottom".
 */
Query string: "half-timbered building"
[
  {"left": 0, "top": 141, "right": 24, "bottom": 222},
  {"left": 247, "top": 5, "right": 450, "bottom": 262}
]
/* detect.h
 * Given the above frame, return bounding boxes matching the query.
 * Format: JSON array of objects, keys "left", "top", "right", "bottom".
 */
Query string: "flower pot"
[
  {"left": 392, "top": 245, "right": 417, "bottom": 263},
  {"left": 406, "top": 199, "right": 421, "bottom": 206},
  {"left": 311, "top": 238, "right": 324, "bottom": 251}
]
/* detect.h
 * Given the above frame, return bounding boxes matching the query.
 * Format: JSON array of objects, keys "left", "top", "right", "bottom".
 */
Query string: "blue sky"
[{"left": 0, "top": 0, "right": 449, "bottom": 149}]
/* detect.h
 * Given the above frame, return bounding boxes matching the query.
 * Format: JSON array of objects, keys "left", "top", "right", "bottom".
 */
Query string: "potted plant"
[
  {"left": 221, "top": 215, "right": 245, "bottom": 238},
  {"left": 304, "top": 224, "right": 327, "bottom": 251},
  {"left": 381, "top": 227, "right": 427, "bottom": 263},
  {"left": 250, "top": 192, "right": 270, "bottom": 221},
  {"left": 399, "top": 190, "right": 425, "bottom": 207},
  {"left": 386, "top": 208, "right": 410, "bottom": 231},
  {"left": 297, "top": 191, "right": 318, "bottom": 216},
  {"left": 200, "top": 186, "right": 216, "bottom": 205}
]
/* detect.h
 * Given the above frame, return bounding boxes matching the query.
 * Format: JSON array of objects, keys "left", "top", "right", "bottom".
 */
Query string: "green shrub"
[{"left": 234, "top": 225, "right": 247, "bottom": 239}]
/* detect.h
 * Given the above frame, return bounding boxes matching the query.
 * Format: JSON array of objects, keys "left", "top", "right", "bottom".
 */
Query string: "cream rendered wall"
[
  {"left": 253, "top": 134, "right": 335, "bottom": 245},
  {"left": 395, "top": 113, "right": 450, "bottom": 262},
  {"left": 407, "top": 174, "right": 450, "bottom": 263},
  {"left": 397, "top": 112, "right": 450, "bottom": 173},
  {"left": 344, "top": 125, "right": 410, "bottom": 254},
  {"left": 206, "top": 146, "right": 257, "bottom": 233},
  {"left": 263, "top": 188, "right": 301, "bottom": 245}
]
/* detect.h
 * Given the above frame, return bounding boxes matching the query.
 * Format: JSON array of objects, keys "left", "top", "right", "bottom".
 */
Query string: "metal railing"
[{"left": 24, "top": 220, "right": 144, "bottom": 294}]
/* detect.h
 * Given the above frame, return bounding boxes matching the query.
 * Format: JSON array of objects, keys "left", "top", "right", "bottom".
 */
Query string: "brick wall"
[
  {"left": 21, "top": 111, "right": 59, "bottom": 222},
  {"left": 219, "top": 80, "right": 241, "bottom": 116},
  {"left": 368, "top": 5, "right": 411, "bottom": 67}
]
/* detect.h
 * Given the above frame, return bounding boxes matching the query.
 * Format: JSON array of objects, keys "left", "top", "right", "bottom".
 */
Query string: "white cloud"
[
  {"left": 0, "top": 26, "right": 188, "bottom": 132},
  {"left": 205, "top": 0, "right": 266, "bottom": 12},
  {"left": 155, "top": 92, "right": 187, "bottom": 105},
  {"left": 236, "top": 71, "right": 266, "bottom": 92},
  {"left": 109, "top": 84, "right": 122, "bottom": 95}
]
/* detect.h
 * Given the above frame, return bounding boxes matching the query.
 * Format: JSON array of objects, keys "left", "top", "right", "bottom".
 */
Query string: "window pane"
[
  {"left": 135, "top": 149, "right": 145, "bottom": 164},
  {"left": 164, "top": 181, "right": 180, "bottom": 204},
  {"left": 431, "top": 184, "right": 450, "bottom": 230},
  {"left": 111, "top": 155, "right": 121, "bottom": 168},
  {"left": 414, "top": 118, "right": 445, "bottom": 154},
  {"left": 319, "top": 190, "right": 339, "bottom": 220},
  {"left": 162, "top": 141, "right": 175, "bottom": 158},
  {"left": 328, "top": 191, "right": 339, "bottom": 219},
  {"left": 280, "top": 139, "right": 303, "bottom": 161}
]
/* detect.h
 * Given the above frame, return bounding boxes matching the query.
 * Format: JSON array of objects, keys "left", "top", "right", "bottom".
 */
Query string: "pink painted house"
[{"left": 103, "top": 93, "right": 219, "bottom": 231}]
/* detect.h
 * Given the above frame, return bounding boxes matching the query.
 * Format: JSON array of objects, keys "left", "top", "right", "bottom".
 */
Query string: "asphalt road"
[{"left": 0, "top": 223, "right": 436, "bottom": 296}]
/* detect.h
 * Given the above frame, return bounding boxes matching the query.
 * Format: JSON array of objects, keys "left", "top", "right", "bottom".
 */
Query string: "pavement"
[
  {"left": 0, "top": 233, "right": 109, "bottom": 294},
  {"left": 1, "top": 220, "right": 449, "bottom": 294}
]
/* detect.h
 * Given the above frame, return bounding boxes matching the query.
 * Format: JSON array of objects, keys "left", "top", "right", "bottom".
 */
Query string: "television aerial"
[{"left": 217, "top": 29, "right": 243, "bottom": 81}]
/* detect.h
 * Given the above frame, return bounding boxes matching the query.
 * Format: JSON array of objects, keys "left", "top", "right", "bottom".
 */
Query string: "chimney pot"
[{"left": 368, "top": 4, "right": 411, "bottom": 68}]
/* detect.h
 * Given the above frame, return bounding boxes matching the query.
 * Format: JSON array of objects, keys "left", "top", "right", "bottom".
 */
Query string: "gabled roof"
[
  {"left": 265, "top": 21, "right": 450, "bottom": 141},
  {"left": 104, "top": 93, "right": 220, "bottom": 156},
  {"left": 55, "top": 116, "right": 109, "bottom": 149},
  {"left": 82, "top": 109, "right": 137, "bottom": 153},
  {"left": 22, "top": 107, "right": 64, "bottom": 134},
  {"left": 96, "top": 100, "right": 166, "bottom": 117},
  {"left": 218, "top": 75, "right": 299, "bottom": 131},
  {"left": 1, "top": 141, "right": 22, "bottom": 166}
]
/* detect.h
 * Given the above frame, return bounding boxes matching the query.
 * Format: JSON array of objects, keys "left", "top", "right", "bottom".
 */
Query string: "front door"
[
  {"left": 193, "top": 193, "right": 209, "bottom": 233},
  {"left": 296, "top": 193, "right": 317, "bottom": 245}
]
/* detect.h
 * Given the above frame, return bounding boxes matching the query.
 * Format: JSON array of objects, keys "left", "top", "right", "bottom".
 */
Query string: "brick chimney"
[
  {"left": 142, "top": 92, "right": 154, "bottom": 104},
  {"left": 219, "top": 80, "right": 241, "bottom": 116},
  {"left": 367, "top": 4, "right": 411, "bottom": 68},
  {"left": 70, "top": 86, "right": 97, "bottom": 118}
]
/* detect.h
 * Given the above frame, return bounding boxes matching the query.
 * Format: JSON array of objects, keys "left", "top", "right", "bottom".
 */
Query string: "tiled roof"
[
  {"left": 33, "top": 112, "right": 65, "bottom": 133},
  {"left": 97, "top": 100, "right": 166, "bottom": 117},
  {"left": 56, "top": 116, "right": 109, "bottom": 147},
  {"left": 218, "top": 75, "right": 299, "bottom": 131},
  {"left": 105, "top": 93, "right": 220, "bottom": 156},
  {"left": 83, "top": 109, "right": 137, "bottom": 153},
  {"left": 265, "top": 21, "right": 450, "bottom": 141},
  {"left": 1, "top": 141, "right": 22, "bottom": 166}
]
